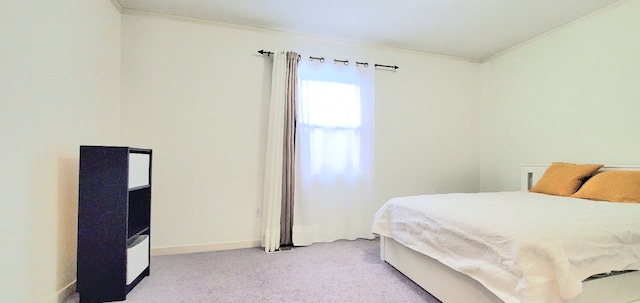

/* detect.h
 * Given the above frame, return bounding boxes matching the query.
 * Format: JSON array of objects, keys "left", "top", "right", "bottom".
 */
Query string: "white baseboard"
[
  {"left": 45, "top": 281, "right": 76, "bottom": 303},
  {"left": 151, "top": 240, "right": 261, "bottom": 256}
]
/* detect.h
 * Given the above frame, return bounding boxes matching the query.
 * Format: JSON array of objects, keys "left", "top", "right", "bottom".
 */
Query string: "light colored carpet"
[{"left": 68, "top": 238, "right": 441, "bottom": 302}]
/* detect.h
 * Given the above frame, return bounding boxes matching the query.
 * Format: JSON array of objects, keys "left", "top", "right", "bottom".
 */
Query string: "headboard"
[{"left": 520, "top": 164, "right": 640, "bottom": 191}]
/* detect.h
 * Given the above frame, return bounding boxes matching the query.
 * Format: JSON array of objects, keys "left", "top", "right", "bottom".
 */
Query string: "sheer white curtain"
[{"left": 292, "top": 59, "right": 375, "bottom": 246}]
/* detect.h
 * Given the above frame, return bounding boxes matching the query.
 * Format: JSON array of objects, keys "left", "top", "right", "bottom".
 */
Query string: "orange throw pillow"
[
  {"left": 530, "top": 162, "right": 603, "bottom": 196},
  {"left": 571, "top": 171, "right": 640, "bottom": 203}
]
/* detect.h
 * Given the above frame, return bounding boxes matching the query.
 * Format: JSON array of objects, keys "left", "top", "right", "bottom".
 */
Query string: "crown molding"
[{"left": 109, "top": 0, "right": 123, "bottom": 12}]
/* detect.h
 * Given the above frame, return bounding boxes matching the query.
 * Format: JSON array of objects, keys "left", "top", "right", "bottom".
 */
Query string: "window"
[
  {"left": 293, "top": 59, "right": 375, "bottom": 245},
  {"left": 298, "top": 79, "right": 363, "bottom": 176}
]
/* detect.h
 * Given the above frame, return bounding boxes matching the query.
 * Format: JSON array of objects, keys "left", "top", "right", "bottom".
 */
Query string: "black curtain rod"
[
  {"left": 374, "top": 64, "right": 399, "bottom": 70},
  {"left": 257, "top": 50, "right": 398, "bottom": 70}
]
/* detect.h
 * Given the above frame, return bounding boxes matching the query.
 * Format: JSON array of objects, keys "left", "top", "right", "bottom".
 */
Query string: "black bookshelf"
[{"left": 77, "top": 146, "right": 152, "bottom": 302}]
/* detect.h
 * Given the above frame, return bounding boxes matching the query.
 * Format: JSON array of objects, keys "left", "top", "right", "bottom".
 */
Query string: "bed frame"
[{"left": 380, "top": 164, "right": 640, "bottom": 303}]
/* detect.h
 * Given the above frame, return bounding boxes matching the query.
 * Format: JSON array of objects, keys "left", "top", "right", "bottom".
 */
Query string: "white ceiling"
[{"left": 115, "top": 0, "right": 621, "bottom": 61}]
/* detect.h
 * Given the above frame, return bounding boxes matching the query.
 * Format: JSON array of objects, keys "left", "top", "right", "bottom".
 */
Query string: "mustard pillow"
[
  {"left": 571, "top": 171, "right": 640, "bottom": 203},
  {"left": 530, "top": 162, "right": 603, "bottom": 196}
]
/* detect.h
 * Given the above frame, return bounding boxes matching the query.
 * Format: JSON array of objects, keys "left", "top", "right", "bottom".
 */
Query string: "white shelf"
[
  {"left": 128, "top": 153, "right": 150, "bottom": 189},
  {"left": 127, "top": 235, "right": 149, "bottom": 285}
]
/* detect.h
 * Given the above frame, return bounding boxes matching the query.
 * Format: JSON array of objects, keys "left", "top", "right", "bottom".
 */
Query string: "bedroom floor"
[{"left": 67, "top": 238, "right": 441, "bottom": 302}]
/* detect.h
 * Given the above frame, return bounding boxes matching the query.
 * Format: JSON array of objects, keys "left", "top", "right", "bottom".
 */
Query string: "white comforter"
[{"left": 372, "top": 191, "right": 640, "bottom": 303}]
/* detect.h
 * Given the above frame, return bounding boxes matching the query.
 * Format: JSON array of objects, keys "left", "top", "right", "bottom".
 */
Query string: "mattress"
[{"left": 372, "top": 191, "right": 640, "bottom": 303}]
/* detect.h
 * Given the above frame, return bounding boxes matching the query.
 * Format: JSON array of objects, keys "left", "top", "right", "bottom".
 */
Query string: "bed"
[{"left": 373, "top": 164, "right": 640, "bottom": 303}]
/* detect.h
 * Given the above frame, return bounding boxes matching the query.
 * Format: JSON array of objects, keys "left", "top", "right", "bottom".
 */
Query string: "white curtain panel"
[
  {"left": 293, "top": 59, "right": 376, "bottom": 246},
  {"left": 261, "top": 51, "right": 288, "bottom": 252}
]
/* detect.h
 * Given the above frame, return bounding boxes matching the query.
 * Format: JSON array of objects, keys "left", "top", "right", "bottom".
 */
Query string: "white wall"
[
  {"left": 479, "top": 0, "right": 640, "bottom": 191},
  {"left": 120, "top": 14, "right": 481, "bottom": 251},
  {"left": 0, "top": 1, "right": 121, "bottom": 302}
]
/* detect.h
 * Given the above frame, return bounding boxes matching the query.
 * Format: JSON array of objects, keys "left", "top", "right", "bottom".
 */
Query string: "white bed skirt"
[{"left": 380, "top": 236, "right": 640, "bottom": 303}]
